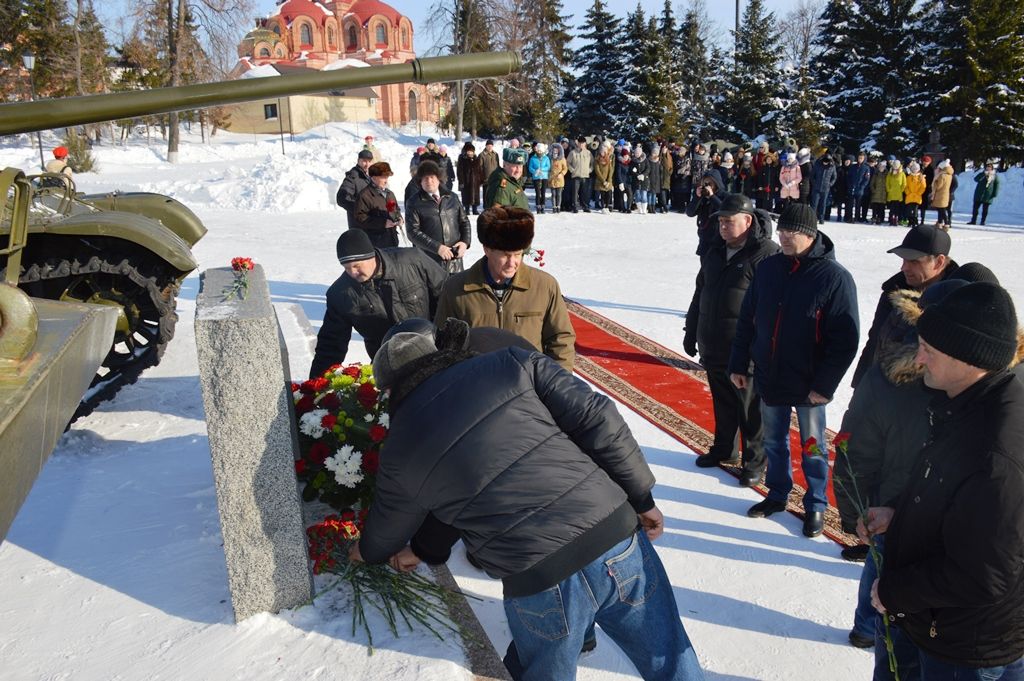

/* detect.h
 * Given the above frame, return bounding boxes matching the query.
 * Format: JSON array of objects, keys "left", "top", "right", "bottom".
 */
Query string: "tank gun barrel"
[{"left": 0, "top": 51, "right": 522, "bottom": 136}]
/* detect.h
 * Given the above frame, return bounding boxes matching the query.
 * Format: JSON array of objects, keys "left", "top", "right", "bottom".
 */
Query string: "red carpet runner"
[{"left": 567, "top": 300, "right": 854, "bottom": 546}]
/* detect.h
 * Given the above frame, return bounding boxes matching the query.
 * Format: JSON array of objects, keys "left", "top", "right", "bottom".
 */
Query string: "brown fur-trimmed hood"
[{"left": 879, "top": 288, "right": 1024, "bottom": 384}]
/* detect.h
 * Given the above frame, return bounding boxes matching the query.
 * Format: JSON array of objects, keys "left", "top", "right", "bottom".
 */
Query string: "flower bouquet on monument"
[{"left": 291, "top": 363, "right": 459, "bottom": 652}]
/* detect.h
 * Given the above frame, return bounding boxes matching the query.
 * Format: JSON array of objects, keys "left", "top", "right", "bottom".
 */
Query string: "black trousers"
[
  {"left": 706, "top": 368, "right": 766, "bottom": 472},
  {"left": 971, "top": 201, "right": 990, "bottom": 224}
]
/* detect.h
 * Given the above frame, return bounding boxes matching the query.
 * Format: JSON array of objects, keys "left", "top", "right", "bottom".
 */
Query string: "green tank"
[{"left": 0, "top": 51, "right": 522, "bottom": 418}]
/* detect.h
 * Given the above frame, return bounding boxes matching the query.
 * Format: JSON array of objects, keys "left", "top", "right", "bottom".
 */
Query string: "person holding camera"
[{"left": 686, "top": 170, "right": 725, "bottom": 256}]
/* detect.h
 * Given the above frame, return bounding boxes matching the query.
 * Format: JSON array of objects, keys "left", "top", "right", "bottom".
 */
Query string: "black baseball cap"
[
  {"left": 712, "top": 193, "right": 756, "bottom": 218},
  {"left": 887, "top": 224, "right": 951, "bottom": 260}
]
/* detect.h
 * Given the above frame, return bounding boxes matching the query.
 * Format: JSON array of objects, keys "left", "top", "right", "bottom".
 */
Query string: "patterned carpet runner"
[{"left": 567, "top": 300, "right": 855, "bottom": 546}]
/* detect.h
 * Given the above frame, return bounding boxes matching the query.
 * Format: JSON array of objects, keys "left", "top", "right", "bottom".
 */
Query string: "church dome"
[{"left": 347, "top": 0, "right": 404, "bottom": 26}]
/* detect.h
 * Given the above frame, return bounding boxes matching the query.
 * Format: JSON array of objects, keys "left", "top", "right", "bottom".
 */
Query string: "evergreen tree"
[
  {"left": 813, "top": 0, "right": 917, "bottom": 153},
  {"left": 563, "top": 0, "right": 624, "bottom": 136},
  {"left": 655, "top": 0, "right": 684, "bottom": 139},
  {"left": 810, "top": 0, "right": 862, "bottom": 151},
  {"left": 775, "top": 1, "right": 829, "bottom": 148},
  {"left": 705, "top": 46, "right": 732, "bottom": 139},
  {"left": 512, "top": 0, "right": 573, "bottom": 140},
  {"left": 619, "top": 4, "right": 652, "bottom": 141},
  {"left": 720, "top": 0, "right": 784, "bottom": 142},
  {"left": 22, "top": 0, "right": 75, "bottom": 97},
  {"left": 677, "top": 8, "right": 714, "bottom": 138},
  {"left": 931, "top": 0, "right": 1024, "bottom": 164}
]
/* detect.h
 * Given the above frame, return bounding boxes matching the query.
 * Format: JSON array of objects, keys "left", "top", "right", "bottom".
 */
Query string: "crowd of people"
[{"left": 324, "top": 133, "right": 1024, "bottom": 681}]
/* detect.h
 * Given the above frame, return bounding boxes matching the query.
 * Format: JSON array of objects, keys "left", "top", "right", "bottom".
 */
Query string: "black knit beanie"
[
  {"left": 336, "top": 229, "right": 375, "bottom": 263},
  {"left": 777, "top": 203, "right": 818, "bottom": 238},
  {"left": 917, "top": 282, "right": 1018, "bottom": 370}
]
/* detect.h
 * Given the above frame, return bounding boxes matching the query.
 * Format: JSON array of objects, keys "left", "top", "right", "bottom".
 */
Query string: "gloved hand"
[
  {"left": 683, "top": 333, "right": 697, "bottom": 358},
  {"left": 638, "top": 174, "right": 645, "bottom": 181},
  {"left": 618, "top": 183, "right": 625, "bottom": 191}
]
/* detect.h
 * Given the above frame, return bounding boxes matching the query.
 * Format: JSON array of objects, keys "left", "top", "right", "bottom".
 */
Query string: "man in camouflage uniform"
[{"left": 484, "top": 147, "right": 529, "bottom": 211}]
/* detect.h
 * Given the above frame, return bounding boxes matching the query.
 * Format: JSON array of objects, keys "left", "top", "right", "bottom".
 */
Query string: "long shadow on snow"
[
  {"left": 85, "top": 374, "right": 206, "bottom": 420},
  {"left": 570, "top": 296, "right": 686, "bottom": 319},
  {"left": 7, "top": 430, "right": 230, "bottom": 624}
]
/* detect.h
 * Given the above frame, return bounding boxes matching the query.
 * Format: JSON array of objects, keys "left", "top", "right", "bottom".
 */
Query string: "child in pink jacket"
[{"left": 779, "top": 152, "right": 802, "bottom": 207}]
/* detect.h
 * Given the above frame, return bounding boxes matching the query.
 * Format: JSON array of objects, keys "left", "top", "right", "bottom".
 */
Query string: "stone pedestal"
[{"left": 194, "top": 265, "right": 313, "bottom": 622}]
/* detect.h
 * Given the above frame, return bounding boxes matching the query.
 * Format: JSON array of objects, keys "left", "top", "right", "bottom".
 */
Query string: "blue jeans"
[
  {"left": 503, "top": 532, "right": 705, "bottom": 681},
  {"left": 853, "top": 534, "right": 884, "bottom": 639},
  {"left": 761, "top": 403, "right": 828, "bottom": 513},
  {"left": 810, "top": 191, "right": 831, "bottom": 221},
  {"left": 635, "top": 189, "right": 648, "bottom": 206},
  {"left": 874, "top": 622, "right": 1024, "bottom": 681}
]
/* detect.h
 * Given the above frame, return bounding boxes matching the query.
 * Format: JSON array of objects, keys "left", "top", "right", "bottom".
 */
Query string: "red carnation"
[
  {"left": 343, "top": 365, "right": 361, "bottom": 378},
  {"left": 321, "top": 413, "right": 338, "bottom": 430},
  {"left": 362, "top": 449, "right": 380, "bottom": 474},
  {"left": 290, "top": 382, "right": 300, "bottom": 392},
  {"left": 319, "top": 392, "right": 340, "bottom": 410},
  {"left": 833, "top": 431, "right": 851, "bottom": 447},
  {"left": 802, "top": 437, "right": 820, "bottom": 456},
  {"left": 369, "top": 424, "right": 388, "bottom": 443},
  {"left": 294, "top": 459, "right": 307, "bottom": 475},
  {"left": 231, "top": 256, "right": 255, "bottom": 272},
  {"left": 386, "top": 199, "right": 398, "bottom": 213},
  {"left": 356, "top": 382, "right": 378, "bottom": 408},
  {"left": 309, "top": 442, "right": 331, "bottom": 465},
  {"left": 295, "top": 395, "right": 315, "bottom": 414},
  {"left": 341, "top": 509, "right": 356, "bottom": 522}
]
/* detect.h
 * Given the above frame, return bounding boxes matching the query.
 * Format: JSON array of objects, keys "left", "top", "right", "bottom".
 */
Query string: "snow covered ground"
[{"left": 1, "top": 125, "right": 1022, "bottom": 681}]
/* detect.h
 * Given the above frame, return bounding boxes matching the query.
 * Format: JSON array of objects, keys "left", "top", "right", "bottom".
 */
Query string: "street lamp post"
[{"left": 21, "top": 51, "right": 46, "bottom": 171}]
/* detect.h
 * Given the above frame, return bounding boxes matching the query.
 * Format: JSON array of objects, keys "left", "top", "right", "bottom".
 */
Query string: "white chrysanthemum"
[
  {"left": 363, "top": 413, "right": 374, "bottom": 422},
  {"left": 299, "top": 409, "right": 328, "bottom": 438},
  {"left": 325, "top": 445, "right": 364, "bottom": 488},
  {"left": 377, "top": 413, "right": 389, "bottom": 428}
]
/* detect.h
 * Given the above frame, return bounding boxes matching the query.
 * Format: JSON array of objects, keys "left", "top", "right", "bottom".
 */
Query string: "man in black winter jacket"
[
  {"left": 307, "top": 229, "right": 445, "bottom": 377},
  {"left": 729, "top": 203, "right": 859, "bottom": 538},
  {"left": 861, "top": 282, "right": 1024, "bottom": 680},
  {"left": 685, "top": 193, "right": 779, "bottom": 486},
  {"left": 336, "top": 149, "right": 373, "bottom": 230},
  {"left": 352, "top": 325, "right": 706, "bottom": 681},
  {"left": 851, "top": 223, "right": 958, "bottom": 388},
  {"left": 405, "top": 160, "right": 472, "bottom": 275}
]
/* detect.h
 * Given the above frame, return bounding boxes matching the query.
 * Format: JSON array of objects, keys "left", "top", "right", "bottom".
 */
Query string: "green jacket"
[
  {"left": 973, "top": 172, "right": 1000, "bottom": 204},
  {"left": 435, "top": 257, "right": 576, "bottom": 371},
  {"left": 483, "top": 168, "right": 529, "bottom": 210}
]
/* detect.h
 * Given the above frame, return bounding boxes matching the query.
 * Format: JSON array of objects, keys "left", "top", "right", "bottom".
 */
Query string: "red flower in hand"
[
  {"left": 386, "top": 199, "right": 398, "bottom": 213},
  {"left": 833, "top": 431, "right": 851, "bottom": 448},
  {"left": 369, "top": 424, "right": 387, "bottom": 442},
  {"left": 802, "top": 437, "right": 821, "bottom": 456}
]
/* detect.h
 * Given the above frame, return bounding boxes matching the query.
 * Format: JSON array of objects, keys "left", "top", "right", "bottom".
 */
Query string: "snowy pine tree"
[
  {"left": 677, "top": 8, "right": 715, "bottom": 138},
  {"left": 930, "top": 0, "right": 1024, "bottom": 164},
  {"left": 563, "top": 0, "right": 624, "bottom": 136},
  {"left": 513, "top": 0, "right": 573, "bottom": 140},
  {"left": 810, "top": 0, "right": 863, "bottom": 151},
  {"left": 719, "top": 0, "right": 785, "bottom": 142}
]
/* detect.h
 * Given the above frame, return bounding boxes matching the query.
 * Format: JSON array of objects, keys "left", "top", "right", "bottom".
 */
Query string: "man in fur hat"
[
  {"left": 861, "top": 281, "right": 1024, "bottom": 680},
  {"left": 484, "top": 147, "right": 529, "bottom": 210},
  {"left": 435, "top": 206, "right": 575, "bottom": 370}
]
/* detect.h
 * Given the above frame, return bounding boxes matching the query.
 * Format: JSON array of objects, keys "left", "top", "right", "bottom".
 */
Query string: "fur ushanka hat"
[{"left": 477, "top": 206, "right": 534, "bottom": 252}]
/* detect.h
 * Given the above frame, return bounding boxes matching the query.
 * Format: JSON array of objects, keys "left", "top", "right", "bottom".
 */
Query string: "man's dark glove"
[{"left": 683, "top": 332, "right": 697, "bottom": 358}]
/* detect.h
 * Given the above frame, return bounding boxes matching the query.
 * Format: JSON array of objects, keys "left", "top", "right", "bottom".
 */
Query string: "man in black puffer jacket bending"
[{"left": 351, "top": 321, "right": 706, "bottom": 681}]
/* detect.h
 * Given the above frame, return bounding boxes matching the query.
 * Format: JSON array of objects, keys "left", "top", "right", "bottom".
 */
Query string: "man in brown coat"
[
  {"left": 435, "top": 206, "right": 576, "bottom": 371},
  {"left": 480, "top": 139, "right": 500, "bottom": 181}
]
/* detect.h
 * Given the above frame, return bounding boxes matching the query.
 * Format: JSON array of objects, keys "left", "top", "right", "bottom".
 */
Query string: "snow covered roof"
[
  {"left": 322, "top": 58, "right": 371, "bottom": 70},
  {"left": 239, "top": 63, "right": 281, "bottom": 79},
  {"left": 275, "top": 0, "right": 331, "bottom": 23}
]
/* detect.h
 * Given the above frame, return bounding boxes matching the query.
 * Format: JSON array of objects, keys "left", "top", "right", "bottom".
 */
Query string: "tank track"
[{"left": 16, "top": 255, "right": 179, "bottom": 422}]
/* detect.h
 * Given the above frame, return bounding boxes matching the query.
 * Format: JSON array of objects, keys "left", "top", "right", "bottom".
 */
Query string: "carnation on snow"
[
  {"left": 325, "top": 445, "right": 364, "bottom": 488},
  {"left": 299, "top": 409, "right": 329, "bottom": 438}
]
